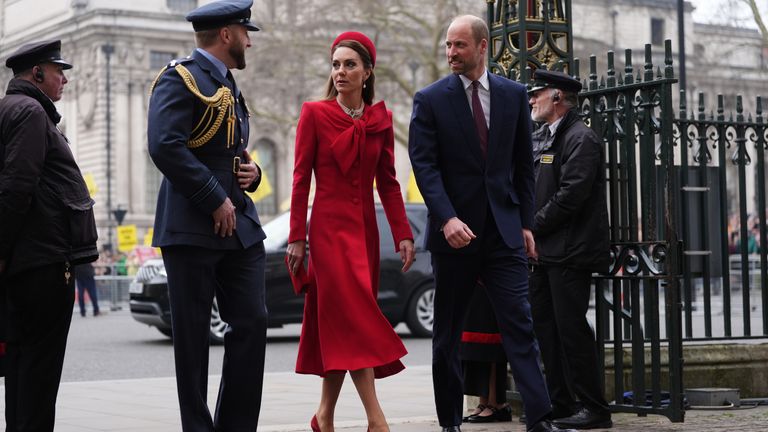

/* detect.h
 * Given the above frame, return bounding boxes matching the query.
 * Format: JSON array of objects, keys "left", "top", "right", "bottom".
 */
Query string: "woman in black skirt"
[{"left": 460, "top": 281, "right": 512, "bottom": 423}]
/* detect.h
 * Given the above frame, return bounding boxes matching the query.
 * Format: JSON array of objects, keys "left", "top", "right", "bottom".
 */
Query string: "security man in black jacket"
[
  {"left": 0, "top": 40, "right": 98, "bottom": 431},
  {"left": 527, "top": 70, "right": 612, "bottom": 430},
  {"left": 147, "top": 1, "right": 266, "bottom": 431}
]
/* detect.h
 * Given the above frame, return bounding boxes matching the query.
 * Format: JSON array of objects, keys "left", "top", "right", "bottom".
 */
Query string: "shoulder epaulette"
[
  {"left": 148, "top": 58, "right": 236, "bottom": 149},
  {"left": 148, "top": 57, "right": 193, "bottom": 96}
]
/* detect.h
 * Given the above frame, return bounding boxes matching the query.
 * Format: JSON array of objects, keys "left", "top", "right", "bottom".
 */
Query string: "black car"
[{"left": 129, "top": 204, "right": 435, "bottom": 343}]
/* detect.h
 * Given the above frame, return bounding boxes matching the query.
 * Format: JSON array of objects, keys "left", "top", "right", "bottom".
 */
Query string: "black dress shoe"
[
  {"left": 552, "top": 407, "right": 612, "bottom": 429},
  {"left": 441, "top": 427, "right": 461, "bottom": 432},
  {"left": 527, "top": 419, "right": 577, "bottom": 432}
]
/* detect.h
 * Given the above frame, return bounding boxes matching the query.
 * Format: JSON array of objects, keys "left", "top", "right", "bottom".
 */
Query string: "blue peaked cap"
[{"left": 186, "top": 0, "right": 260, "bottom": 32}]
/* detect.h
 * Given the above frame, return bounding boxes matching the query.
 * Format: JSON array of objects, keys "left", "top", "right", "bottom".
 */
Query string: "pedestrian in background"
[
  {"left": 408, "top": 14, "right": 572, "bottom": 432},
  {"left": 527, "top": 69, "right": 613, "bottom": 430},
  {"left": 75, "top": 262, "right": 100, "bottom": 317},
  {"left": 0, "top": 39, "right": 98, "bottom": 431},
  {"left": 146, "top": 1, "right": 267, "bottom": 430},
  {"left": 286, "top": 31, "right": 415, "bottom": 432}
]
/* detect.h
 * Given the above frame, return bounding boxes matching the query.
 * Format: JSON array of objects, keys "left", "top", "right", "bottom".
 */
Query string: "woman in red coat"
[{"left": 286, "top": 32, "right": 415, "bottom": 432}]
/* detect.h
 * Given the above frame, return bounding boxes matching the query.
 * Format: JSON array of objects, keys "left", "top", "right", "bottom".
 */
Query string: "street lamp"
[
  {"left": 677, "top": 0, "right": 687, "bottom": 98},
  {"left": 113, "top": 205, "right": 127, "bottom": 226},
  {"left": 102, "top": 43, "right": 114, "bottom": 248}
]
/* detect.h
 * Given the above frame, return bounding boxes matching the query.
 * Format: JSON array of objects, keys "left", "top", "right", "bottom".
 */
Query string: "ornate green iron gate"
[
  {"left": 579, "top": 43, "right": 685, "bottom": 422},
  {"left": 485, "top": 0, "right": 687, "bottom": 422},
  {"left": 485, "top": 0, "right": 768, "bottom": 424}
]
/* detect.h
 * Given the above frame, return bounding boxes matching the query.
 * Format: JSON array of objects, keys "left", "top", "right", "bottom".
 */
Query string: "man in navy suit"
[
  {"left": 408, "top": 15, "right": 575, "bottom": 432},
  {"left": 147, "top": 1, "right": 266, "bottom": 431}
]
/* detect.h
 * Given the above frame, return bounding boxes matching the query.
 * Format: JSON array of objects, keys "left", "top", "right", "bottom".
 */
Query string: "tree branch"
[{"left": 742, "top": 0, "right": 768, "bottom": 47}]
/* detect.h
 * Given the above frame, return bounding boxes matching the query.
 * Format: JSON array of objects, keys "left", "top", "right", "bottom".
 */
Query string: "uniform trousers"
[
  {"left": 431, "top": 219, "right": 551, "bottom": 429},
  {"left": 3, "top": 262, "right": 75, "bottom": 432},
  {"left": 529, "top": 264, "right": 610, "bottom": 416},
  {"left": 162, "top": 243, "right": 267, "bottom": 432}
]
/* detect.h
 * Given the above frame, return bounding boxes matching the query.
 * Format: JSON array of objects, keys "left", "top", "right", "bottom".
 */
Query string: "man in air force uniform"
[{"left": 147, "top": 1, "right": 267, "bottom": 430}]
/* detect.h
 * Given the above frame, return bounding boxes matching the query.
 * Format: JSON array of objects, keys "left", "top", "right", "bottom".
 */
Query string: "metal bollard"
[{"left": 110, "top": 275, "right": 121, "bottom": 311}]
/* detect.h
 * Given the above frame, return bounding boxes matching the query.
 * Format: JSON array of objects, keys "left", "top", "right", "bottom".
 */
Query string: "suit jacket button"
[
  {"left": 352, "top": 179, "right": 359, "bottom": 187},
  {"left": 240, "top": 138, "right": 244, "bottom": 144},
  {"left": 352, "top": 197, "right": 360, "bottom": 204}
]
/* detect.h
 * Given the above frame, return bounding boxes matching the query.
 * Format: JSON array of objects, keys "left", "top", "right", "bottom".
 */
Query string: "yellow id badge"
[{"left": 541, "top": 154, "right": 554, "bottom": 164}]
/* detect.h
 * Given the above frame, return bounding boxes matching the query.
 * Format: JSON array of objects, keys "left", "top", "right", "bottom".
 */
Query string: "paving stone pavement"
[{"left": 1, "top": 365, "right": 766, "bottom": 431}]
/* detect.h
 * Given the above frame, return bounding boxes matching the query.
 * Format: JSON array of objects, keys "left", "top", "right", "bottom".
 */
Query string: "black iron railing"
[
  {"left": 485, "top": 0, "right": 766, "bottom": 424},
  {"left": 579, "top": 41, "right": 685, "bottom": 422}
]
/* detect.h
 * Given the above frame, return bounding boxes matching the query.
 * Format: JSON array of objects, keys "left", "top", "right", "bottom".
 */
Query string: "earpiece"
[
  {"left": 33, "top": 67, "right": 44, "bottom": 83},
  {"left": 552, "top": 92, "right": 561, "bottom": 102}
]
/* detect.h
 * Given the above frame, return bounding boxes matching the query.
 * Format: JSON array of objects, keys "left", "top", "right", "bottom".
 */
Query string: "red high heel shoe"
[{"left": 310, "top": 415, "right": 320, "bottom": 432}]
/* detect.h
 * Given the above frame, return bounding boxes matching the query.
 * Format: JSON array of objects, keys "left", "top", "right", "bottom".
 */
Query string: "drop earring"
[{"left": 363, "top": 83, "right": 367, "bottom": 88}]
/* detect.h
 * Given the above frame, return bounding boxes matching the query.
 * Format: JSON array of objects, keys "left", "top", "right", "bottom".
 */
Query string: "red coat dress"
[{"left": 289, "top": 99, "right": 412, "bottom": 378}]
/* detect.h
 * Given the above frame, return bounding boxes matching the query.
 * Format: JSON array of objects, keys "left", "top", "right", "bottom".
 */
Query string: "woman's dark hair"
[{"left": 324, "top": 40, "right": 375, "bottom": 105}]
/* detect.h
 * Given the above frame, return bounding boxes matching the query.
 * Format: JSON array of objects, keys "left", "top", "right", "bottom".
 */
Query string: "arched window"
[{"left": 251, "top": 138, "right": 278, "bottom": 216}]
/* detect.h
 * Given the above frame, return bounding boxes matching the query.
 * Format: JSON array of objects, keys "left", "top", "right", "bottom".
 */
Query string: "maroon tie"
[{"left": 472, "top": 81, "right": 488, "bottom": 156}]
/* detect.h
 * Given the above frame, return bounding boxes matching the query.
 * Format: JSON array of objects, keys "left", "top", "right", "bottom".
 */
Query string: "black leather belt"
[{"left": 195, "top": 155, "right": 241, "bottom": 173}]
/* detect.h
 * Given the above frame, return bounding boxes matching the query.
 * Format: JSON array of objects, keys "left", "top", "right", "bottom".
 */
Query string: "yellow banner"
[
  {"left": 406, "top": 171, "right": 424, "bottom": 203},
  {"left": 83, "top": 172, "right": 98, "bottom": 197},
  {"left": 117, "top": 224, "right": 138, "bottom": 253},
  {"left": 143, "top": 228, "right": 154, "bottom": 247},
  {"left": 247, "top": 150, "right": 273, "bottom": 202}
]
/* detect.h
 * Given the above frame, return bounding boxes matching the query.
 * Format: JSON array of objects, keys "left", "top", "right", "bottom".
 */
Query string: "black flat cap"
[
  {"left": 529, "top": 69, "right": 582, "bottom": 94},
  {"left": 5, "top": 40, "right": 73, "bottom": 74},
  {"left": 186, "top": 0, "right": 260, "bottom": 32}
]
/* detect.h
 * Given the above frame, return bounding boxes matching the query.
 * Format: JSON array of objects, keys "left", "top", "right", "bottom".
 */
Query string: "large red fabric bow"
[{"left": 329, "top": 101, "right": 390, "bottom": 175}]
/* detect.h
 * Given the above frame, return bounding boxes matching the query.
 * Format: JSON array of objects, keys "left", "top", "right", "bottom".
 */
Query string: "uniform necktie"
[
  {"left": 472, "top": 81, "right": 488, "bottom": 156},
  {"left": 226, "top": 70, "right": 240, "bottom": 99}
]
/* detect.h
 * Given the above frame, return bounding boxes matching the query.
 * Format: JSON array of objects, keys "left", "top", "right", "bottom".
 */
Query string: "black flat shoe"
[
  {"left": 462, "top": 404, "right": 486, "bottom": 422},
  {"left": 467, "top": 405, "right": 512, "bottom": 423},
  {"left": 494, "top": 405, "right": 512, "bottom": 422},
  {"left": 466, "top": 411, "right": 496, "bottom": 423},
  {"left": 441, "top": 426, "right": 461, "bottom": 432}
]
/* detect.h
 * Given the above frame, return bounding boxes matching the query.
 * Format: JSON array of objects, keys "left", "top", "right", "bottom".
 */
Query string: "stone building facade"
[{"left": 0, "top": 0, "right": 764, "bottom": 247}]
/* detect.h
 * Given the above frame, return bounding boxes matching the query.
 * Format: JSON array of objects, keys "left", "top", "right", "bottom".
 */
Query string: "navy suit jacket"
[
  {"left": 408, "top": 72, "right": 535, "bottom": 254},
  {"left": 147, "top": 50, "right": 265, "bottom": 249}
]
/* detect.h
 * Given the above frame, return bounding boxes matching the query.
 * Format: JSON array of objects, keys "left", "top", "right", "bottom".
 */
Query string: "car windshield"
[{"left": 262, "top": 210, "right": 292, "bottom": 251}]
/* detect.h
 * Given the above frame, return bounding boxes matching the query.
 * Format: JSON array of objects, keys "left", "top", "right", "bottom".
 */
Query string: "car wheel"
[
  {"left": 157, "top": 327, "right": 173, "bottom": 339},
  {"left": 406, "top": 284, "right": 434, "bottom": 337},
  {"left": 210, "top": 296, "right": 229, "bottom": 345}
]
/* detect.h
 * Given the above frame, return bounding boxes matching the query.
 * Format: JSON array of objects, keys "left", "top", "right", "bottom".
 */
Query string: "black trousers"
[
  {"left": 431, "top": 222, "right": 551, "bottom": 428},
  {"left": 4, "top": 262, "right": 75, "bottom": 432},
  {"left": 529, "top": 264, "right": 610, "bottom": 415},
  {"left": 162, "top": 243, "right": 267, "bottom": 432},
  {"left": 75, "top": 272, "right": 99, "bottom": 317}
]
